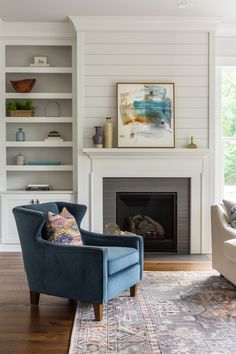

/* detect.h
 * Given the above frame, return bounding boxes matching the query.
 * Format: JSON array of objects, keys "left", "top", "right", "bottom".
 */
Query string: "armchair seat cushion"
[
  {"left": 224, "top": 239, "right": 236, "bottom": 263},
  {"left": 106, "top": 246, "right": 139, "bottom": 276}
]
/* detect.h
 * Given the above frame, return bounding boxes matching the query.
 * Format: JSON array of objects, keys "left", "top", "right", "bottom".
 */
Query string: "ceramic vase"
[
  {"left": 104, "top": 117, "right": 113, "bottom": 148},
  {"left": 16, "top": 128, "right": 25, "bottom": 141},
  {"left": 16, "top": 153, "right": 25, "bottom": 165},
  {"left": 93, "top": 126, "right": 103, "bottom": 148}
]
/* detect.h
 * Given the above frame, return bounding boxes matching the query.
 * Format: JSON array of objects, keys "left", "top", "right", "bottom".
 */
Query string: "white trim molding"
[
  {"left": 0, "top": 21, "right": 75, "bottom": 38},
  {"left": 70, "top": 16, "right": 221, "bottom": 32},
  {"left": 83, "top": 148, "right": 210, "bottom": 159}
]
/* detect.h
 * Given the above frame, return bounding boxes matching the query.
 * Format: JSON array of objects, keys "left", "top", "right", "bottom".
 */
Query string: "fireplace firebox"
[{"left": 116, "top": 192, "right": 177, "bottom": 252}]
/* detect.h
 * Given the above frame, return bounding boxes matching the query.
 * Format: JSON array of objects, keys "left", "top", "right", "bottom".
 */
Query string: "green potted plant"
[{"left": 7, "top": 101, "right": 35, "bottom": 117}]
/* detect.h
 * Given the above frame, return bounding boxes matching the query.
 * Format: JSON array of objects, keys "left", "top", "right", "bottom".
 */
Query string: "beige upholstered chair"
[{"left": 211, "top": 202, "right": 236, "bottom": 285}]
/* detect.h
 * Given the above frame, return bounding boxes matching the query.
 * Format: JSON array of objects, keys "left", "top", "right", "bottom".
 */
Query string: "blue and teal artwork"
[{"left": 117, "top": 83, "right": 175, "bottom": 147}]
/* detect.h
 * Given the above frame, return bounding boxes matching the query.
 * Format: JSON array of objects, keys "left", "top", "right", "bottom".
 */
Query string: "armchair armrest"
[
  {"left": 211, "top": 204, "right": 236, "bottom": 243},
  {"left": 81, "top": 228, "right": 144, "bottom": 279},
  {"left": 81, "top": 228, "right": 142, "bottom": 248},
  {"left": 37, "top": 239, "right": 109, "bottom": 303}
]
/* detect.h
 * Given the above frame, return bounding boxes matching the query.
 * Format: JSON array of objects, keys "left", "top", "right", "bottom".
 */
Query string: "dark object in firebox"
[{"left": 127, "top": 214, "right": 165, "bottom": 239}]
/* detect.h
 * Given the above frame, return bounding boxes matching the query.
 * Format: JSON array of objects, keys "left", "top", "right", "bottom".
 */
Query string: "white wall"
[
  {"left": 82, "top": 31, "right": 209, "bottom": 148},
  {"left": 216, "top": 36, "right": 236, "bottom": 57}
]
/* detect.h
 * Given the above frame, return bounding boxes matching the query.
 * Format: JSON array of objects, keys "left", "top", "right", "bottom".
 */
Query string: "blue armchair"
[{"left": 13, "top": 202, "right": 144, "bottom": 321}]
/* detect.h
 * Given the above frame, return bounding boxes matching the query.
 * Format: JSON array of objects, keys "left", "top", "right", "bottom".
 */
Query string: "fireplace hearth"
[{"left": 116, "top": 192, "right": 177, "bottom": 252}]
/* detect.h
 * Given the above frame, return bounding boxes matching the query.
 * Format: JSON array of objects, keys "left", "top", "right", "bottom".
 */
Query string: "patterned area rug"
[{"left": 69, "top": 271, "right": 236, "bottom": 354}]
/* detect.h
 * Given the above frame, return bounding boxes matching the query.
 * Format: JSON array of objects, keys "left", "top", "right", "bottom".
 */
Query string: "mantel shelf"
[{"left": 83, "top": 148, "right": 210, "bottom": 159}]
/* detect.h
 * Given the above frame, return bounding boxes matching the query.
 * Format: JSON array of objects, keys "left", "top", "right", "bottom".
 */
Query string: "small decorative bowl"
[{"left": 10, "top": 79, "right": 36, "bottom": 93}]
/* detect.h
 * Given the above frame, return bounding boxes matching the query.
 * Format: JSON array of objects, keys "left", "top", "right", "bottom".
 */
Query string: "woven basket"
[{"left": 9, "top": 110, "right": 34, "bottom": 117}]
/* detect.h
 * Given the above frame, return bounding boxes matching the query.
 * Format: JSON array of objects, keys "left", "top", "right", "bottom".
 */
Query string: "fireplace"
[
  {"left": 103, "top": 177, "right": 190, "bottom": 254},
  {"left": 82, "top": 149, "right": 209, "bottom": 254},
  {"left": 116, "top": 192, "right": 177, "bottom": 251}
]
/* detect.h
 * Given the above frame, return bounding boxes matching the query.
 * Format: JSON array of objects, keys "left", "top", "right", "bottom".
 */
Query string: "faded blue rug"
[{"left": 69, "top": 271, "right": 236, "bottom": 354}]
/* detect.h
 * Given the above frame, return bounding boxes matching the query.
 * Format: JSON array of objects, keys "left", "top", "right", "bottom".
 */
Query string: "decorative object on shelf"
[
  {"left": 7, "top": 101, "right": 35, "bottom": 117},
  {"left": 25, "top": 184, "right": 52, "bottom": 191},
  {"left": 44, "top": 101, "right": 61, "bottom": 117},
  {"left": 117, "top": 83, "right": 175, "bottom": 148},
  {"left": 27, "top": 161, "right": 61, "bottom": 165},
  {"left": 93, "top": 126, "right": 103, "bottom": 148},
  {"left": 15, "top": 153, "right": 25, "bottom": 165},
  {"left": 187, "top": 136, "right": 198, "bottom": 149},
  {"left": 16, "top": 128, "right": 25, "bottom": 141},
  {"left": 104, "top": 117, "right": 113, "bottom": 148},
  {"left": 10, "top": 79, "right": 36, "bottom": 93},
  {"left": 30, "top": 56, "right": 50, "bottom": 67},
  {"left": 44, "top": 130, "right": 63, "bottom": 142}
]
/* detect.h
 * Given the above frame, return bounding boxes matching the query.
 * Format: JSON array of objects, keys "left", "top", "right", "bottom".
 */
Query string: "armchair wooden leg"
[
  {"left": 130, "top": 284, "right": 138, "bottom": 297},
  {"left": 30, "top": 290, "right": 40, "bottom": 306},
  {"left": 93, "top": 304, "right": 103, "bottom": 321}
]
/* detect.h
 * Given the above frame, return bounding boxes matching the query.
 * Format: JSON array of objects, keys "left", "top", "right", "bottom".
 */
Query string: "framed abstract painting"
[{"left": 117, "top": 83, "right": 175, "bottom": 148}]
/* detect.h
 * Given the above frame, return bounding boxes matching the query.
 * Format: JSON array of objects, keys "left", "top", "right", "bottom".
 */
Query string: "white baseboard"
[{"left": 0, "top": 244, "right": 21, "bottom": 252}]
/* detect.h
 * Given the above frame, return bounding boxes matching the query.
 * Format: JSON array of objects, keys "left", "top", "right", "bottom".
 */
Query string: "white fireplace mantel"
[
  {"left": 80, "top": 148, "right": 211, "bottom": 254},
  {"left": 83, "top": 148, "right": 210, "bottom": 159}
]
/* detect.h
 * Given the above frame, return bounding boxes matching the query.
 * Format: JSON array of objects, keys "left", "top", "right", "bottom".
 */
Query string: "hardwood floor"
[
  {"left": 0, "top": 253, "right": 76, "bottom": 354},
  {"left": 0, "top": 253, "right": 212, "bottom": 354}
]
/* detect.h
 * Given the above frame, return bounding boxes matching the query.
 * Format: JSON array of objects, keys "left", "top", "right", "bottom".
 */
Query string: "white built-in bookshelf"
[
  {"left": 4, "top": 44, "right": 75, "bottom": 192},
  {"left": 0, "top": 38, "right": 77, "bottom": 248}
]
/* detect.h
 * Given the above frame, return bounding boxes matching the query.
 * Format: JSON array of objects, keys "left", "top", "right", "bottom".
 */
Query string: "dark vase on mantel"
[{"left": 93, "top": 126, "right": 103, "bottom": 148}]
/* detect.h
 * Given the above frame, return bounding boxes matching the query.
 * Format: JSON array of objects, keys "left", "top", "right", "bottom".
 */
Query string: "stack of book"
[{"left": 44, "top": 130, "right": 63, "bottom": 142}]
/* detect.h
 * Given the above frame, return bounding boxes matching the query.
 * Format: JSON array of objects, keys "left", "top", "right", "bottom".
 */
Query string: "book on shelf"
[{"left": 44, "top": 137, "right": 64, "bottom": 142}]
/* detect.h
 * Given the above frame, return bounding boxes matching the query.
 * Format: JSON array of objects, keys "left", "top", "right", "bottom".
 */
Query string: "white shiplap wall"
[{"left": 83, "top": 31, "right": 209, "bottom": 148}]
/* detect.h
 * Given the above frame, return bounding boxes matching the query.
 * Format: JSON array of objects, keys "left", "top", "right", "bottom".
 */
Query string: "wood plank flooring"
[
  {"left": 0, "top": 253, "right": 212, "bottom": 354},
  {"left": 0, "top": 253, "right": 76, "bottom": 354}
]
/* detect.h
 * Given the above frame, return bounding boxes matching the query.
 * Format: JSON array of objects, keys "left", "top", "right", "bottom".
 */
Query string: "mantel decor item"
[
  {"left": 7, "top": 101, "right": 35, "bottom": 117},
  {"left": 10, "top": 79, "right": 36, "bottom": 93},
  {"left": 30, "top": 56, "right": 49, "bottom": 67},
  {"left": 104, "top": 117, "right": 113, "bottom": 148},
  {"left": 187, "top": 136, "right": 198, "bottom": 149},
  {"left": 93, "top": 126, "right": 103, "bottom": 148},
  {"left": 117, "top": 83, "right": 175, "bottom": 148}
]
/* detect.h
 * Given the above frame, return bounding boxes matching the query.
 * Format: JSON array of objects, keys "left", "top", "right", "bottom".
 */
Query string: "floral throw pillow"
[{"left": 46, "top": 207, "right": 82, "bottom": 245}]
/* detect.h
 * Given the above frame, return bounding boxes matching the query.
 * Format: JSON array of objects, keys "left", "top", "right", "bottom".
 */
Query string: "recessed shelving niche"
[{"left": 4, "top": 43, "right": 75, "bottom": 192}]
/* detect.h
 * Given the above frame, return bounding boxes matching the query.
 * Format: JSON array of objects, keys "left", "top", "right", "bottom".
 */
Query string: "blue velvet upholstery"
[
  {"left": 13, "top": 202, "right": 144, "bottom": 318},
  {"left": 106, "top": 246, "right": 139, "bottom": 276}
]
